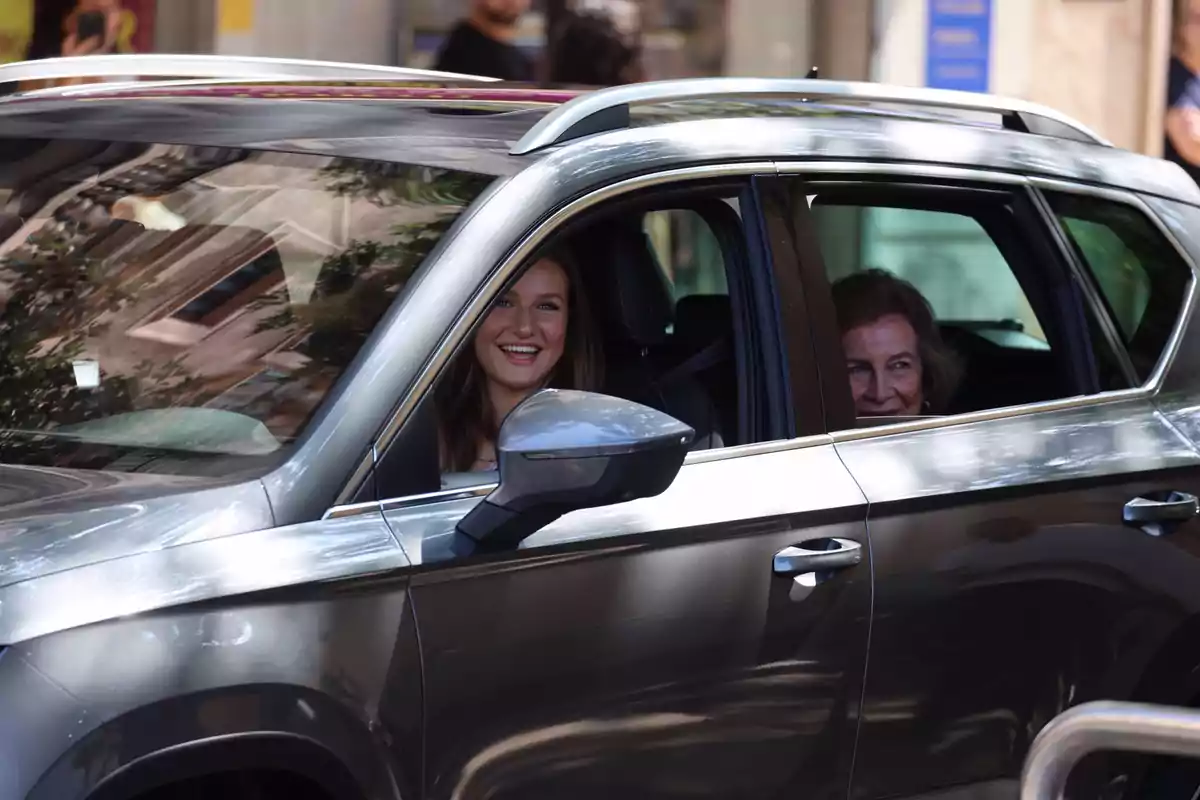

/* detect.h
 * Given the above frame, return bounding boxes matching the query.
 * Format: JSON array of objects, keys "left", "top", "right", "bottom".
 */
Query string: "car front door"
[
  {"left": 777, "top": 167, "right": 1200, "bottom": 800},
  {"left": 376, "top": 173, "right": 873, "bottom": 800}
]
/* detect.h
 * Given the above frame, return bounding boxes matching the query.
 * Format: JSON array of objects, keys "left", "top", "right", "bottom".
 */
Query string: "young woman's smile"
[{"left": 474, "top": 257, "right": 570, "bottom": 410}]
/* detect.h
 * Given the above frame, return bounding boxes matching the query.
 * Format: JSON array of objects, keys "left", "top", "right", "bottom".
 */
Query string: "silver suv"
[{"left": 2, "top": 54, "right": 1200, "bottom": 800}]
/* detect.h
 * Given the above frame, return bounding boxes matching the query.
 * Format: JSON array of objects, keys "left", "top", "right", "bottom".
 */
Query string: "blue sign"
[{"left": 925, "top": 0, "right": 992, "bottom": 93}]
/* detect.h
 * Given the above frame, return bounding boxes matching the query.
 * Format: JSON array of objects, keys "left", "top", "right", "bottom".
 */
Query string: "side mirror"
[{"left": 455, "top": 389, "right": 695, "bottom": 553}]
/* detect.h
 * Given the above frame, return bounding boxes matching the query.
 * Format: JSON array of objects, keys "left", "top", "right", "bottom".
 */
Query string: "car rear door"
[
  {"left": 773, "top": 166, "right": 1200, "bottom": 800},
  {"left": 376, "top": 172, "right": 873, "bottom": 800}
]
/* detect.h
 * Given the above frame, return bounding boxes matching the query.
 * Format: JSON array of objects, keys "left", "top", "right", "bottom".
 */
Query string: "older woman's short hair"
[{"left": 831, "top": 268, "right": 962, "bottom": 413}]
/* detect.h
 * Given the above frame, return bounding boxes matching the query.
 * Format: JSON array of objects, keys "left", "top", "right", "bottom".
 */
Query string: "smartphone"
[{"left": 75, "top": 11, "right": 106, "bottom": 44}]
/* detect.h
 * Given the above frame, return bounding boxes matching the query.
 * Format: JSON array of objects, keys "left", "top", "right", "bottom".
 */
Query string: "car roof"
[
  {"left": 0, "top": 75, "right": 1193, "bottom": 204},
  {"left": 0, "top": 91, "right": 553, "bottom": 176}
]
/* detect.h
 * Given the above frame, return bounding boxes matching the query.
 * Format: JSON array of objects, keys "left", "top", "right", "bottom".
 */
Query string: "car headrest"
[
  {"left": 674, "top": 294, "right": 732, "bottom": 346},
  {"left": 0, "top": 212, "right": 23, "bottom": 242},
  {"left": 588, "top": 219, "right": 674, "bottom": 347}
]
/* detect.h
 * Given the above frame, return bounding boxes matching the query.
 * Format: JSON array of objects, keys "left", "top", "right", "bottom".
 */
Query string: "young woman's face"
[
  {"left": 474, "top": 257, "right": 570, "bottom": 397},
  {"left": 843, "top": 313, "right": 925, "bottom": 416}
]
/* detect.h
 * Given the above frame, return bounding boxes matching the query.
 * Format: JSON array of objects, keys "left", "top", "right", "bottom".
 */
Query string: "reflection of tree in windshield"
[
  {"left": 0, "top": 145, "right": 492, "bottom": 468},
  {"left": 252, "top": 161, "right": 489, "bottom": 366},
  {"left": 0, "top": 219, "right": 202, "bottom": 430}
]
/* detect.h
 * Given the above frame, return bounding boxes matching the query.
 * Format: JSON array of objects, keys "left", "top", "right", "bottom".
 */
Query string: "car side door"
[
  {"left": 775, "top": 167, "right": 1200, "bottom": 800},
  {"left": 375, "top": 172, "right": 873, "bottom": 800}
]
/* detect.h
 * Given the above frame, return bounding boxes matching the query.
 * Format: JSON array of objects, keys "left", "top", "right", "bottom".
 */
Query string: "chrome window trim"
[
  {"left": 324, "top": 160, "right": 1199, "bottom": 520},
  {"left": 775, "top": 160, "right": 1031, "bottom": 186},
  {"left": 828, "top": 389, "right": 1148, "bottom": 443},
  {"left": 339, "top": 432, "right": 837, "bottom": 519}
]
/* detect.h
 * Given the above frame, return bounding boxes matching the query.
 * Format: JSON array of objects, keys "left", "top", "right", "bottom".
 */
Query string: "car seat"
[
  {"left": 579, "top": 218, "right": 725, "bottom": 449},
  {"left": 666, "top": 294, "right": 737, "bottom": 444}
]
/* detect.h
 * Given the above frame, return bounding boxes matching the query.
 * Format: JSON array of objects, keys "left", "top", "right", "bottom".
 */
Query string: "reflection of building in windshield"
[
  {"left": 0, "top": 141, "right": 491, "bottom": 454},
  {"left": 170, "top": 247, "right": 284, "bottom": 327}
]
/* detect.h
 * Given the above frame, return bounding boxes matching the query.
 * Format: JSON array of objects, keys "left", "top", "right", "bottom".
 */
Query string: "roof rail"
[
  {"left": 0, "top": 54, "right": 497, "bottom": 85},
  {"left": 509, "top": 77, "right": 1110, "bottom": 155}
]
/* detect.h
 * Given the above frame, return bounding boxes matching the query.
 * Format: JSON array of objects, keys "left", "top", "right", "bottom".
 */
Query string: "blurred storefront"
[
  {"left": 198, "top": 0, "right": 871, "bottom": 83},
  {"left": 0, "top": 0, "right": 1173, "bottom": 162},
  {"left": 0, "top": 0, "right": 30, "bottom": 63},
  {"left": 402, "top": 0, "right": 726, "bottom": 79},
  {"left": 0, "top": 0, "right": 157, "bottom": 62}
]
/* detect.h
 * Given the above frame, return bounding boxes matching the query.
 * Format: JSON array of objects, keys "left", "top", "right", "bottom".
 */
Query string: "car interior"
[
  {"left": 377, "top": 179, "right": 1149, "bottom": 503},
  {"left": 571, "top": 213, "right": 737, "bottom": 451},
  {"left": 807, "top": 186, "right": 1126, "bottom": 423},
  {"left": 422, "top": 192, "right": 754, "bottom": 497}
]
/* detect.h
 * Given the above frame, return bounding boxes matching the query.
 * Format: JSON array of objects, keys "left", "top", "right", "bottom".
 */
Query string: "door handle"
[
  {"left": 773, "top": 538, "right": 863, "bottom": 576},
  {"left": 1124, "top": 492, "right": 1199, "bottom": 536}
]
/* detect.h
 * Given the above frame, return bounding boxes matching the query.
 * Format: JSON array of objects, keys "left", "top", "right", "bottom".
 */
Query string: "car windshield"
[{"left": 0, "top": 139, "right": 494, "bottom": 476}]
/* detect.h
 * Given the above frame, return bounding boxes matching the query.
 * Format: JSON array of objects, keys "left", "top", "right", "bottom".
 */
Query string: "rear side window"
[
  {"left": 1044, "top": 191, "right": 1194, "bottom": 382},
  {"left": 0, "top": 141, "right": 492, "bottom": 475},
  {"left": 801, "top": 186, "right": 1125, "bottom": 420},
  {"left": 811, "top": 203, "right": 1049, "bottom": 346},
  {"left": 644, "top": 208, "right": 729, "bottom": 302}
]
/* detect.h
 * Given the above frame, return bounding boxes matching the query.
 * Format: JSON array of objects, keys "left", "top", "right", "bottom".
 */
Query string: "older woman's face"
[{"left": 843, "top": 313, "right": 924, "bottom": 416}]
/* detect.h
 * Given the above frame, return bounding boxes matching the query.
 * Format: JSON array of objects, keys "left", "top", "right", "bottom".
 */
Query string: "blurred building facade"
[
  {"left": 872, "top": 0, "right": 1172, "bottom": 156},
  {"left": 0, "top": 0, "right": 1175, "bottom": 158},
  {"left": 189, "top": 0, "right": 1168, "bottom": 157},
  {"left": 193, "top": 0, "right": 873, "bottom": 84}
]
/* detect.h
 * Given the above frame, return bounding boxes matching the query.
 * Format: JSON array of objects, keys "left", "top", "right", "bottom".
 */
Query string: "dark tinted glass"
[
  {"left": 644, "top": 207, "right": 729, "bottom": 301},
  {"left": 0, "top": 140, "right": 493, "bottom": 475},
  {"left": 1045, "top": 191, "right": 1193, "bottom": 383}
]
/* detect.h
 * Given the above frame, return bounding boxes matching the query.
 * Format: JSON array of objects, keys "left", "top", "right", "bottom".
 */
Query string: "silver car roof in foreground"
[
  {"left": 1021, "top": 701, "right": 1200, "bottom": 800},
  {"left": 0, "top": 54, "right": 497, "bottom": 85},
  {"left": 509, "top": 77, "right": 1111, "bottom": 155}
]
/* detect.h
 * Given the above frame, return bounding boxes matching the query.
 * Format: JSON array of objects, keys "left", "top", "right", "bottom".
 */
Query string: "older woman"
[{"left": 831, "top": 268, "right": 961, "bottom": 418}]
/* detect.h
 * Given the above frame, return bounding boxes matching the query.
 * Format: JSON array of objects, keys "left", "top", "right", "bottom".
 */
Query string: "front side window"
[
  {"left": 427, "top": 187, "right": 766, "bottom": 494},
  {"left": 0, "top": 141, "right": 492, "bottom": 475}
]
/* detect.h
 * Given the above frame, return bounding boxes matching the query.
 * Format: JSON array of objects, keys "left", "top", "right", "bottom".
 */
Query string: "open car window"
[
  {"left": 0, "top": 140, "right": 493, "bottom": 476},
  {"left": 795, "top": 181, "right": 1131, "bottom": 426}
]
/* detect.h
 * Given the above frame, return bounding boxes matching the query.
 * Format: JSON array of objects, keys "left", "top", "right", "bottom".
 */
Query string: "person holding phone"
[{"left": 61, "top": 0, "right": 123, "bottom": 58}]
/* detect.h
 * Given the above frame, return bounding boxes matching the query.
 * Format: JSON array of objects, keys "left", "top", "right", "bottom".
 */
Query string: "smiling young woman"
[{"left": 436, "top": 246, "right": 603, "bottom": 474}]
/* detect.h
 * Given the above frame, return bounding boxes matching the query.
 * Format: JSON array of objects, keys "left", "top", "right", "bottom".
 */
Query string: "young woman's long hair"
[{"left": 436, "top": 246, "right": 603, "bottom": 473}]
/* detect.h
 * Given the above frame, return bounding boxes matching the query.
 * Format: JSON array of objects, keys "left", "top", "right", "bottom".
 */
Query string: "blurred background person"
[
  {"left": 61, "top": 0, "right": 125, "bottom": 57},
  {"left": 433, "top": 0, "right": 533, "bottom": 81},
  {"left": 547, "top": 6, "right": 643, "bottom": 86},
  {"left": 1166, "top": 0, "right": 1200, "bottom": 185},
  {"left": 23, "top": 0, "right": 71, "bottom": 61}
]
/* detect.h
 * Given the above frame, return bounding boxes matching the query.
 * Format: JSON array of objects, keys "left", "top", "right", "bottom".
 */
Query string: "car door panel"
[
  {"left": 836, "top": 399, "right": 1200, "bottom": 800},
  {"left": 382, "top": 443, "right": 871, "bottom": 800}
]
